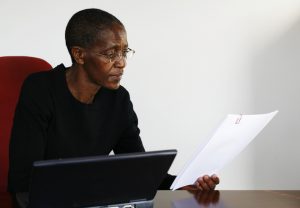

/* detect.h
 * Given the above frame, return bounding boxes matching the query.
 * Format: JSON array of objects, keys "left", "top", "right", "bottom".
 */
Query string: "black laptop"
[{"left": 28, "top": 149, "right": 177, "bottom": 208}]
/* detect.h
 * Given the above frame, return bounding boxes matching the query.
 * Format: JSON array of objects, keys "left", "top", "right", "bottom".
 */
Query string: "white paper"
[{"left": 171, "top": 111, "right": 278, "bottom": 190}]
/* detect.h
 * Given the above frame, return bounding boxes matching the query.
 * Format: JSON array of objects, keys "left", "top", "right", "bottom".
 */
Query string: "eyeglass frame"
[{"left": 92, "top": 48, "right": 135, "bottom": 63}]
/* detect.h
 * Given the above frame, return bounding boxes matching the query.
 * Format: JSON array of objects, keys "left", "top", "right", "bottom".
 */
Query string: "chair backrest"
[{"left": 0, "top": 56, "right": 52, "bottom": 192}]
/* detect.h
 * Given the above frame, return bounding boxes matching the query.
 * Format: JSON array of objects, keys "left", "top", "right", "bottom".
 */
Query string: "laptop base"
[{"left": 87, "top": 200, "right": 153, "bottom": 208}]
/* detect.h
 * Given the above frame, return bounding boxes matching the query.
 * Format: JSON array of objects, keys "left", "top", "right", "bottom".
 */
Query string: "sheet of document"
[{"left": 170, "top": 111, "right": 278, "bottom": 190}]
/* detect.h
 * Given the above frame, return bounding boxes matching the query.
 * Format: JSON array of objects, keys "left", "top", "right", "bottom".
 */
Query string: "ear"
[{"left": 71, "top": 47, "right": 85, "bottom": 65}]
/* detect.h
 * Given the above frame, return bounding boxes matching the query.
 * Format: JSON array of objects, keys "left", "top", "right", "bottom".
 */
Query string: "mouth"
[{"left": 109, "top": 73, "right": 123, "bottom": 82}]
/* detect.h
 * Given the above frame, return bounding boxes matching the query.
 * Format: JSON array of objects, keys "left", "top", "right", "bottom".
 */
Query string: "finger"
[
  {"left": 203, "top": 175, "right": 211, "bottom": 183},
  {"left": 208, "top": 182, "right": 216, "bottom": 190},
  {"left": 211, "top": 174, "right": 220, "bottom": 184},
  {"left": 187, "top": 185, "right": 198, "bottom": 191},
  {"left": 203, "top": 175, "right": 216, "bottom": 190},
  {"left": 179, "top": 185, "right": 198, "bottom": 191},
  {"left": 198, "top": 177, "right": 210, "bottom": 191},
  {"left": 207, "top": 180, "right": 216, "bottom": 190},
  {"left": 194, "top": 181, "right": 203, "bottom": 191}
]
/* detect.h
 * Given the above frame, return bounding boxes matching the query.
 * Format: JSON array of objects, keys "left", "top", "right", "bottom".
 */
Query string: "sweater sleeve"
[
  {"left": 113, "top": 92, "right": 145, "bottom": 154},
  {"left": 112, "top": 89, "right": 176, "bottom": 190},
  {"left": 8, "top": 74, "right": 52, "bottom": 192},
  {"left": 158, "top": 174, "right": 176, "bottom": 190}
]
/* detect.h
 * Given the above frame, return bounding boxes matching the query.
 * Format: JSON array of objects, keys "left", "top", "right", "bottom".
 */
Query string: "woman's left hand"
[{"left": 179, "top": 174, "right": 220, "bottom": 191}]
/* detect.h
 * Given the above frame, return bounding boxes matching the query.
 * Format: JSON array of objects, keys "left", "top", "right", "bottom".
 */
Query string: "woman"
[{"left": 8, "top": 8, "right": 219, "bottom": 207}]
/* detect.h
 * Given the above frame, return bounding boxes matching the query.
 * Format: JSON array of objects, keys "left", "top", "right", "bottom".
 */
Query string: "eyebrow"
[{"left": 102, "top": 43, "right": 129, "bottom": 51}]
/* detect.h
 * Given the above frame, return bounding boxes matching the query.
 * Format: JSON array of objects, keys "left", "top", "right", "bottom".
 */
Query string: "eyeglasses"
[{"left": 93, "top": 48, "right": 135, "bottom": 63}]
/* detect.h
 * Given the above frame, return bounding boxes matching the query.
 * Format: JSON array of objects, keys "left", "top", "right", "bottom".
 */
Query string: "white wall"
[{"left": 1, "top": 0, "right": 300, "bottom": 190}]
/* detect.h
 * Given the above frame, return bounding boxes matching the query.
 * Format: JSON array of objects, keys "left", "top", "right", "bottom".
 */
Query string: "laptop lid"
[{"left": 28, "top": 149, "right": 177, "bottom": 208}]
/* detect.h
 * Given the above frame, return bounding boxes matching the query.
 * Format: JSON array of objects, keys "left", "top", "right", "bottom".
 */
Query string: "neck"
[{"left": 66, "top": 64, "right": 101, "bottom": 104}]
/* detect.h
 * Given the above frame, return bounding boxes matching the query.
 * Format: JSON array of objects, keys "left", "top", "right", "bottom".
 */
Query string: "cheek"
[
  {"left": 84, "top": 60, "right": 110, "bottom": 84},
  {"left": 91, "top": 62, "right": 111, "bottom": 78}
]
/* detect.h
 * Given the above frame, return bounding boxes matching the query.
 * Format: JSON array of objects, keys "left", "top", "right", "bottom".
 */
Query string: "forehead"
[{"left": 93, "top": 24, "right": 128, "bottom": 50}]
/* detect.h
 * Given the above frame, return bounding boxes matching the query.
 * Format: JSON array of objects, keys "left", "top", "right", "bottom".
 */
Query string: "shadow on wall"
[{"left": 250, "top": 19, "right": 300, "bottom": 189}]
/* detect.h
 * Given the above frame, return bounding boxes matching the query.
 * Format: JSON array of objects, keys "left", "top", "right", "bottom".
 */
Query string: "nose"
[{"left": 113, "top": 55, "right": 127, "bottom": 69}]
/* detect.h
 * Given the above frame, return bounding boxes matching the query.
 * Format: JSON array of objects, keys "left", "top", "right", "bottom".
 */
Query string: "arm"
[
  {"left": 158, "top": 174, "right": 176, "bottom": 190},
  {"left": 112, "top": 91, "right": 174, "bottom": 190},
  {"left": 113, "top": 92, "right": 145, "bottom": 154},
  {"left": 8, "top": 74, "right": 52, "bottom": 192},
  {"left": 112, "top": 90, "right": 220, "bottom": 190}
]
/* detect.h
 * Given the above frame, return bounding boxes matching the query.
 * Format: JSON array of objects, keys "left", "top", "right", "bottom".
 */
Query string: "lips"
[{"left": 109, "top": 73, "right": 123, "bottom": 81}]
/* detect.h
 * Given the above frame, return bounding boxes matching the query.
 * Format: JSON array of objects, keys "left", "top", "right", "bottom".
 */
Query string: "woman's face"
[{"left": 82, "top": 24, "right": 128, "bottom": 90}]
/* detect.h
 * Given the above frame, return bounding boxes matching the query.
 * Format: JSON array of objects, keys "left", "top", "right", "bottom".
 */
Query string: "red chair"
[{"left": 0, "top": 56, "right": 51, "bottom": 192}]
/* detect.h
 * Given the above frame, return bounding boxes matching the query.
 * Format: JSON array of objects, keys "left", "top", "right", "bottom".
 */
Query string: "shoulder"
[
  {"left": 116, "top": 85, "right": 130, "bottom": 97},
  {"left": 102, "top": 85, "right": 131, "bottom": 100},
  {"left": 116, "top": 86, "right": 135, "bottom": 110},
  {"left": 24, "top": 71, "right": 50, "bottom": 87},
  {"left": 23, "top": 64, "right": 65, "bottom": 88},
  {"left": 24, "top": 64, "right": 64, "bottom": 85},
  {"left": 99, "top": 86, "right": 134, "bottom": 112},
  {"left": 20, "top": 64, "right": 65, "bottom": 100}
]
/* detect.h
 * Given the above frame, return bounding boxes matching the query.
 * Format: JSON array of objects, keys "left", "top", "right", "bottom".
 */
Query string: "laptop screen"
[{"left": 28, "top": 149, "right": 177, "bottom": 208}]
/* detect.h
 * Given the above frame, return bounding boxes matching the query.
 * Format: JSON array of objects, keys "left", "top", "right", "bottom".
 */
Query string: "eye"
[
  {"left": 122, "top": 48, "right": 130, "bottom": 57},
  {"left": 104, "top": 50, "right": 116, "bottom": 59},
  {"left": 106, "top": 53, "right": 116, "bottom": 59}
]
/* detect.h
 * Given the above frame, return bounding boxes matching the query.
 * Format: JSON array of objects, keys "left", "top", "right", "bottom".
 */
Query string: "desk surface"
[
  {"left": 1, "top": 190, "right": 299, "bottom": 208},
  {"left": 155, "top": 190, "right": 300, "bottom": 208}
]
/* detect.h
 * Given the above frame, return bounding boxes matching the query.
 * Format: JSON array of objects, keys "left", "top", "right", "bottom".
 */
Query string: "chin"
[{"left": 106, "top": 82, "right": 121, "bottom": 90}]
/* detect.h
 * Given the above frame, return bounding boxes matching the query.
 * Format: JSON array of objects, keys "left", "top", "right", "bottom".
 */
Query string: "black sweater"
[{"left": 8, "top": 64, "right": 175, "bottom": 192}]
